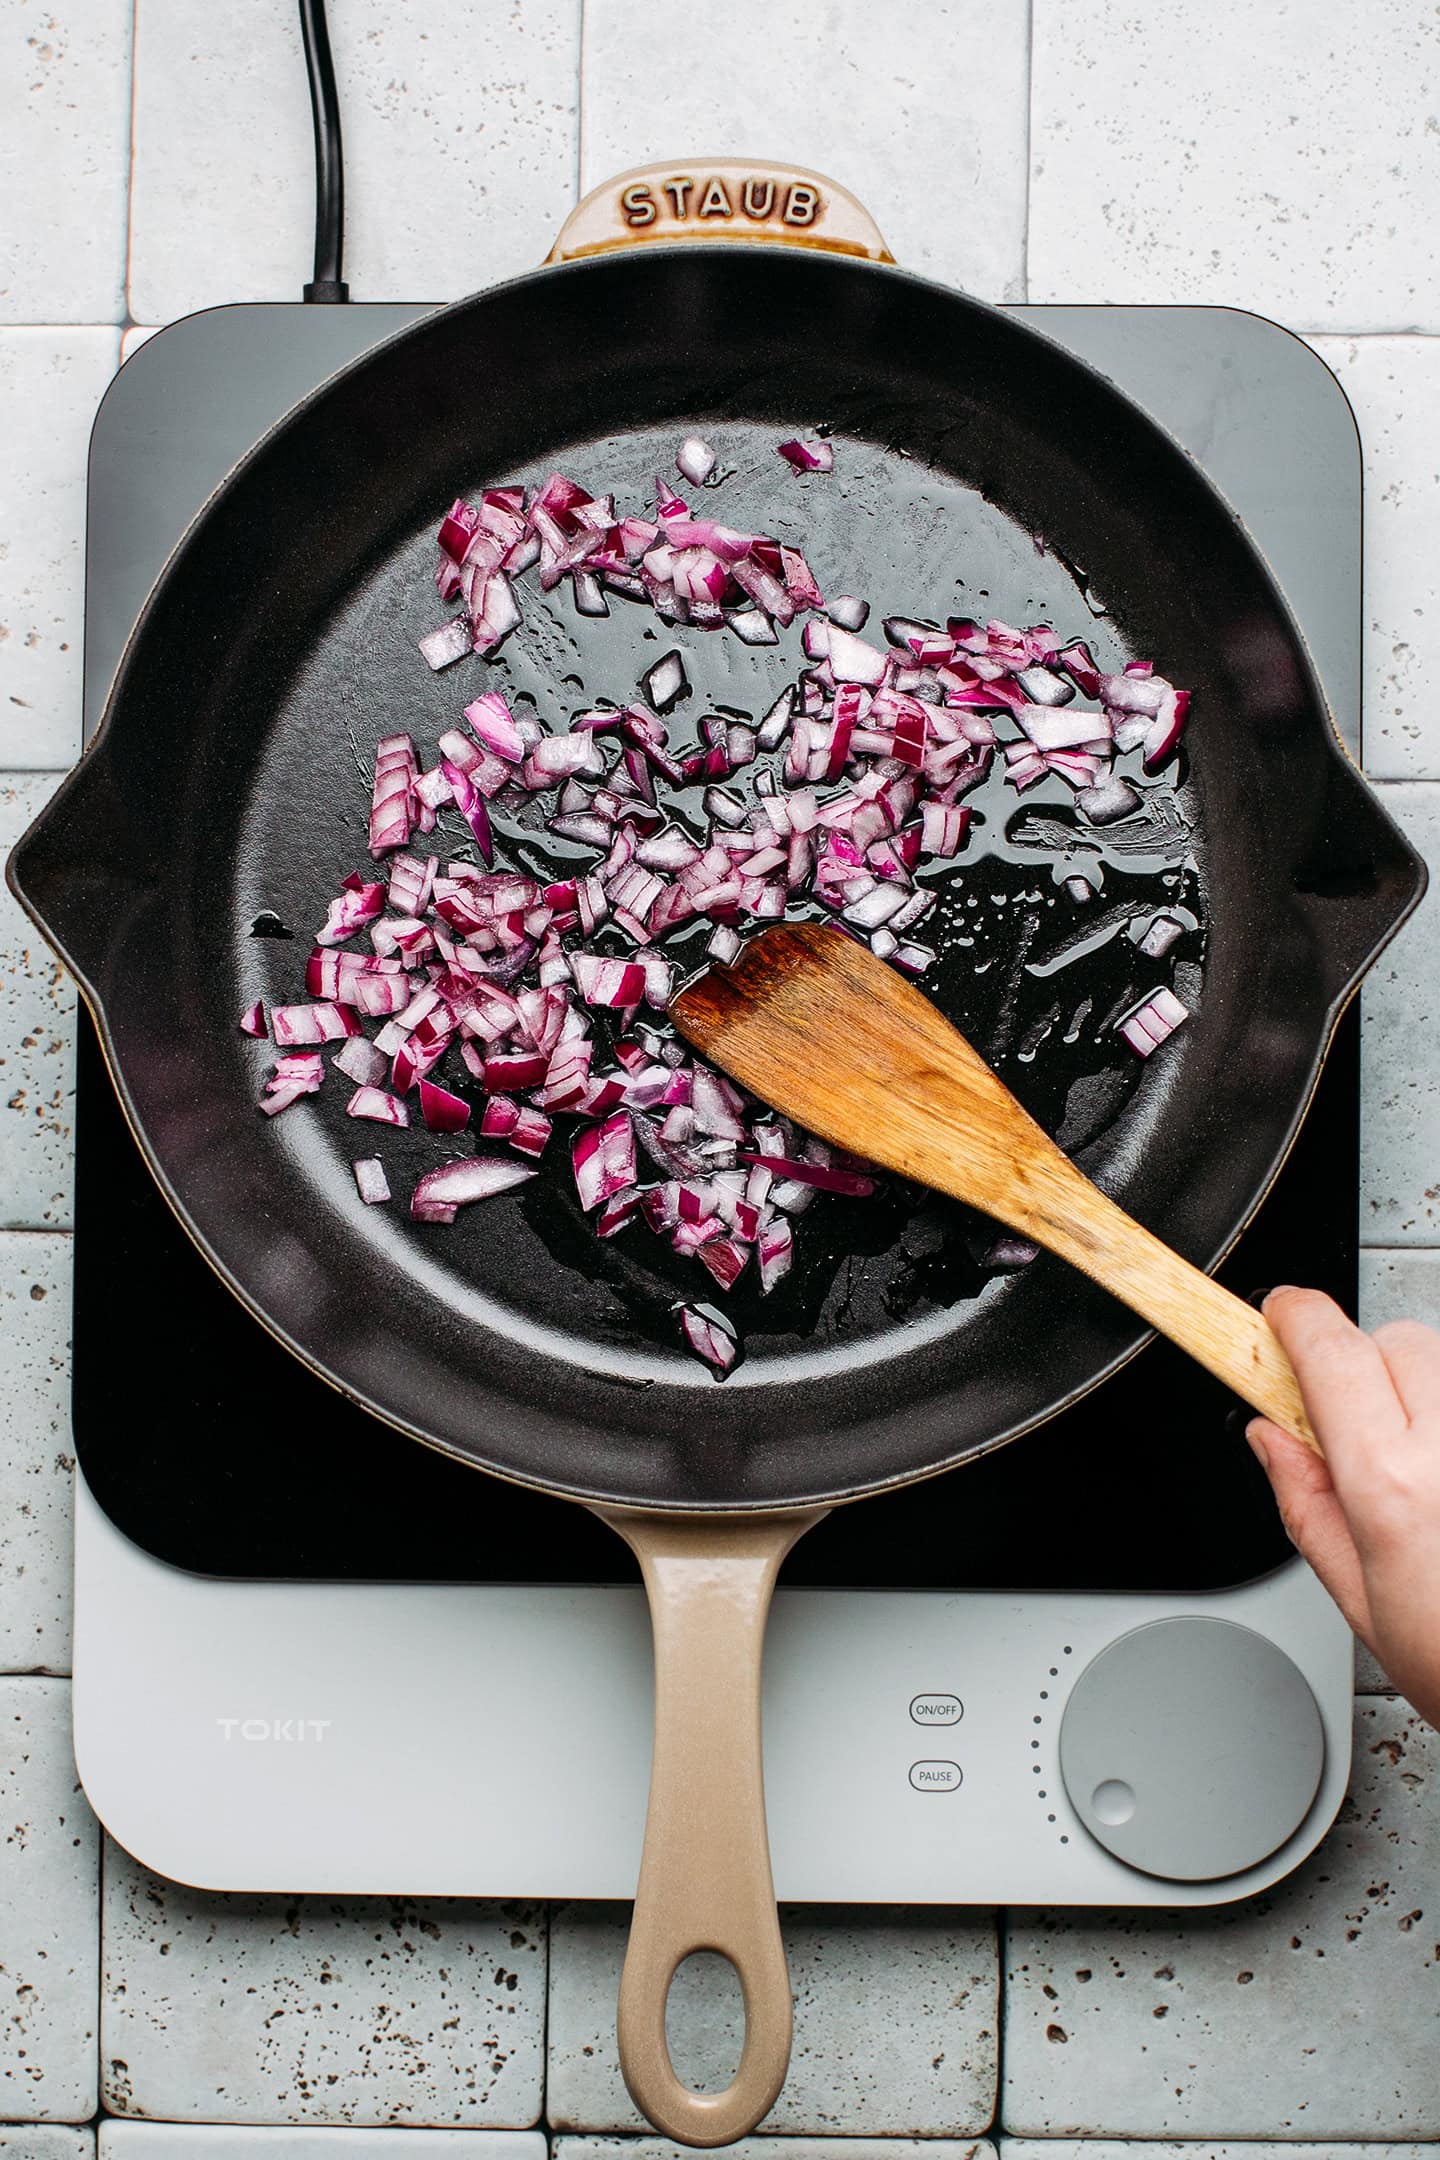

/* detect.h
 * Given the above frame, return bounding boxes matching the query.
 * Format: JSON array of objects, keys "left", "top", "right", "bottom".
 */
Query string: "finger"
[
  {"left": 1263, "top": 1287, "right": 1406, "bottom": 1489},
  {"left": 1247, "top": 1418, "right": 1374, "bottom": 1641},
  {"left": 1370, "top": 1319, "right": 1440, "bottom": 1424}
]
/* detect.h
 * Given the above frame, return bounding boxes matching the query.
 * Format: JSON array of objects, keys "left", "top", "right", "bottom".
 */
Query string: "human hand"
[{"left": 1247, "top": 1287, "right": 1440, "bottom": 1728}]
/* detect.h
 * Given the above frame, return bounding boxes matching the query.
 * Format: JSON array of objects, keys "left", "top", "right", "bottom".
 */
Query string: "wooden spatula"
[{"left": 671, "top": 919, "right": 1316, "bottom": 1449}]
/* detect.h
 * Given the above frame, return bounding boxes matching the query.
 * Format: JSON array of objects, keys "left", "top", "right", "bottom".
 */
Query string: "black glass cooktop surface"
[{"left": 73, "top": 1004, "right": 1352, "bottom": 1590}]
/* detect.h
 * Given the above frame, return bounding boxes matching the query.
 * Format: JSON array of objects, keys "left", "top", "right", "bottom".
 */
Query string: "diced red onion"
[
  {"left": 353, "top": 1156, "right": 391, "bottom": 1205},
  {"left": 272, "top": 1001, "right": 364, "bottom": 1046},
  {"left": 1133, "top": 911, "right": 1185, "bottom": 959},
  {"left": 676, "top": 436, "right": 717, "bottom": 486},
  {"left": 777, "top": 437, "right": 835, "bottom": 473},
  {"left": 239, "top": 999, "right": 267, "bottom": 1038},
  {"left": 347, "top": 1084, "right": 410, "bottom": 1126},
  {"left": 1118, "top": 986, "right": 1190, "bottom": 1058},
  {"left": 1077, "top": 775, "right": 1140, "bottom": 825},
  {"left": 643, "top": 650, "right": 688, "bottom": 713},
  {"left": 737, "top": 1151, "right": 875, "bottom": 1197},
  {"left": 419, "top": 1078, "right": 471, "bottom": 1132},
  {"left": 678, "top": 1303, "right": 739, "bottom": 1374},
  {"left": 418, "top": 618, "right": 472, "bottom": 671},
  {"left": 411, "top": 1155, "right": 537, "bottom": 1222}
]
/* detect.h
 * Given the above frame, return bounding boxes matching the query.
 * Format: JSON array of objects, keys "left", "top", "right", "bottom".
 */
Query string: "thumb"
[{"left": 1248, "top": 1419, "right": 1374, "bottom": 1642}]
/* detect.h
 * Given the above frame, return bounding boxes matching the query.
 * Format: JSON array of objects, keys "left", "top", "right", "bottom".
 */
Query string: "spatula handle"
[{"left": 1036, "top": 1172, "right": 1317, "bottom": 1450}]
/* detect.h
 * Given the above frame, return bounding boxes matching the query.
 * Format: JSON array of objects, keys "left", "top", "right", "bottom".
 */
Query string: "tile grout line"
[
  {"left": 995, "top": 1901, "right": 1010, "bottom": 2142},
  {"left": 120, "top": 0, "right": 141, "bottom": 332},
  {"left": 574, "top": 0, "right": 588, "bottom": 207},
  {"left": 1019, "top": 0, "right": 1034, "bottom": 304}
]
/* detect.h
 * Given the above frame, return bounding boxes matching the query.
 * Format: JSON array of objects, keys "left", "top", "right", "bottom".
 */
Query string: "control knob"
[{"left": 1058, "top": 1616, "right": 1325, "bottom": 1881}]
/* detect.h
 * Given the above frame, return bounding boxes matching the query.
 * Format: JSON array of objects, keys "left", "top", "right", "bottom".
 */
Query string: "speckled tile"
[
  {"left": 1029, "top": 0, "right": 1440, "bottom": 332},
  {"left": 579, "top": 0, "right": 1028, "bottom": 303},
  {"left": 0, "top": 0, "right": 129, "bottom": 323},
  {"left": 100, "top": 1844, "right": 545, "bottom": 2127},
  {"left": 1362, "top": 787, "right": 1440, "bottom": 1216},
  {"left": 0, "top": 1234, "right": 73, "bottom": 1674},
  {"left": 1307, "top": 338, "right": 1440, "bottom": 782},
  {"left": 1360, "top": 782, "right": 1440, "bottom": 1245},
  {"left": 559, "top": 2142, "right": 996, "bottom": 2160},
  {"left": 0, "top": 1678, "right": 100, "bottom": 2123},
  {"left": 1002, "top": 2145, "right": 1438, "bottom": 2159},
  {"left": 99, "top": 2126, "right": 545, "bottom": 2155},
  {"left": 0, "top": 333, "right": 121, "bottom": 770},
  {"left": 0, "top": 775, "right": 75, "bottom": 1230},
  {"left": 547, "top": 1902, "right": 998, "bottom": 2134},
  {"left": 1004, "top": 1698, "right": 1440, "bottom": 2136},
  {"left": 128, "top": 0, "right": 579, "bottom": 324},
  {"left": 1359, "top": 1248, "right": 1440, "bottom": 1333},
  {"left": 0, "top": 2130, "right": 92, "bottom": 2157}
]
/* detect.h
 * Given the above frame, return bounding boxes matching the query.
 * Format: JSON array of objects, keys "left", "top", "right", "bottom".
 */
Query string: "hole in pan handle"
[
  {"left": 547, "top": 158, "right": 894, "bottom": 267},
  {"left": 592, "top": 1503, "right": 830, "bottom": 2147}
]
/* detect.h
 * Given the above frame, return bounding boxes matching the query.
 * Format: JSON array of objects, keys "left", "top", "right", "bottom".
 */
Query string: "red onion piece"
[
  {"left": 777, "top": 437, "right": 835, "bottom": 473},
  {"left": 676, "top": 436, "right": 717, "bottom": 486},
  {"left": 411, "top": 1155, "right": 537, "bottom": 1222},
  {"left": 1118, "top": 986, "right": 1190, "bottom": 1057},
  {"left": 418, "top": 618, "right": 472, "bottom": 671},
  {"left": 353, "top": 1157, "right": 391, "bottom": 1205},
  {"left": 347, "top": 1084, "right": 410, "bottom": 1126},
  {"left": 419, "top": 1078, "right": 471, "bottom": 1133},
  {"left": 678, "top": 1303, "right": 739, "bottom": 1374}
]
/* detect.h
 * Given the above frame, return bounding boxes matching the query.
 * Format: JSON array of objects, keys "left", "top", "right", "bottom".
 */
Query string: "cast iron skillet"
[{"left": 8, "top": 163, "right": 1425, "bottom": 2144}]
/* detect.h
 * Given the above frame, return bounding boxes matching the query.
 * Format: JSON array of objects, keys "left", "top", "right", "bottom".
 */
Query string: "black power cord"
[{"left": 299, "top": 0, "right": 349, "bottom": 302}]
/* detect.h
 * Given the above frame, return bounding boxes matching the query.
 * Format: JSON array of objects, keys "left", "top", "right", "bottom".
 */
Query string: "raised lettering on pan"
[{"left": 697, "top": 177, "right": 734, "bottom": 219}]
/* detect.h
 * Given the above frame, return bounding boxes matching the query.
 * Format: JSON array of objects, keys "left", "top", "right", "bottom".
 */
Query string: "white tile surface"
[
  {"left": 128, "top": 0, "right": 580, "bottom": 324},
  {"left": 0, "top": 332, "right": 120, "bottom": 770},
  {"left": 1308, "top": 338, "right": 1440, "bottom": 781},
  {"left": 1359, "top": 1247, "right": 1440, "bottom": 1332},
  {"left": 0, "top": 1678, "right": 100, "bottom": 2123},
  {"left": 101, "top": 1846, "right": 545, "bottom": 2128},
  {"left": 99, "top": 2127, "right": 545, "bottom": 2156},
  {"left": 1029, "top": 0, "right": 1440, "bottom": 332},
  {"left": 0, "top": 775, "right": 75, "bottom": 1230},
  {"left": 0, "top": 1234, "right": 74, "bottom": 1674},
  {"left": 559, "top": 2143, "right": 995, "bottom": 2160},
  {"left": 580, "top": 0, "right": 1029, "bottom": 303},
  {"left": 1003, "top": 2146, "right": 1439, "bottom": 2158},
  {"left": 1361, "top": 782, "right": 1440, "bottom": 1244},
  {"left": 547, "top": 1903, "right": 998, "bottom": 2134},
  {"left": 0, "top": 2131, "right": 92, "bottom": 2158},
  {"left": 1004, "top": 1698, "right": 1440, "bottom": 2137},
  {"left": 0, "top": 0, "right": 130, "bottom": 323}
]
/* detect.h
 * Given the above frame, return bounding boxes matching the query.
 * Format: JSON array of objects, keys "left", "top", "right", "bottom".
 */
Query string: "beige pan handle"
[
  {"left": 593, "top": 1506, "right": 829, "bottom": 2147},
  {"left": 549, "top": 158, "right": 894, "bottom": 266}
]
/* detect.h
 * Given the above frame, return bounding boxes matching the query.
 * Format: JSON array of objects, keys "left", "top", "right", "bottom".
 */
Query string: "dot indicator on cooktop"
[{"left": 1058, "top": 1617, "right": 1325, "bottom": 1882}]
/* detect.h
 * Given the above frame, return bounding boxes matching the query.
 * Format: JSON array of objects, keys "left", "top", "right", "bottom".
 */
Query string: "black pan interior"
[{"left": 14, "top": 248, "right": 1421, "bottom": 1509}]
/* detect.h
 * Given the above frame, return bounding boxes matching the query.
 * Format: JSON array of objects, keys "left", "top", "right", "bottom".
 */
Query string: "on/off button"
[
  {"left": 909, "top": 1760, "right": 963, "bottom": 1792},
  {"left": 910, "top": 1693, "right": 963, "bottom": 1726}
]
